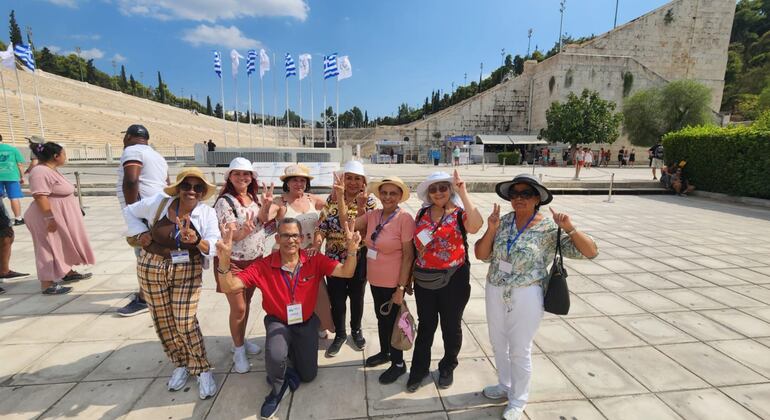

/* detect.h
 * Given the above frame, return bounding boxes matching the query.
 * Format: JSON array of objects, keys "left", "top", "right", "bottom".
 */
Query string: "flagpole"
[
  {"left": 234, "top": 72, "right": 241, "bottom": 147},
  {"left": 219, "top": 73, "right": 227, "bottom": 147},
  {"left": 272, "top": 53, "right": 277, "bottom": 137},
  {"left": 260, "top": 74, "right": 265, "bottom": 147},
  {"left": 247, "top": 73, "right": 253, "bottom": 148},
  {"left": 285, "top": 75, "right": 290, "bottom": 147},
  {"left": 335, "top": 78, "right": 339, "bottom": 149},
  {"left": 12, "top": 65, "right": 28, "bottom": 137},
  {"left": 31, "top": 70, "right": 44, "bottom": 138},
  {"left": 0, "top": 72, "right": 16, "bottom": 144},
  {"left": 299, "top": 74, "right": 303, "bottom": 147},
  {"left": 310, "top": 68, "right": 315, "bottom": 147},
  {"left": 323, "top": 75, "right": 327, "bottom": 149}
]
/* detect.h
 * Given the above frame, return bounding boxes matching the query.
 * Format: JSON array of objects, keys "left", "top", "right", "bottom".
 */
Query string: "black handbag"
[{"left": 544, "top": 227, "right": 570, "bottom": 315}]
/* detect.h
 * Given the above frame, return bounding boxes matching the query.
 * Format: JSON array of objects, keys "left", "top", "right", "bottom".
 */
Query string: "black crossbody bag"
[{"left": 543, "top": 227, "right": 570, "bottom": 315}]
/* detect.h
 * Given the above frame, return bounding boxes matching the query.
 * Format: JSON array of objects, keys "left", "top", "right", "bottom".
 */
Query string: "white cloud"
[
  {"left": 112, "top": 53, "right": 127, "bottom": 62},
  {"left": 45, "top": 0, "right": 79, "bottom": 8},
  {"left": 66, "top": 48, "right": 105, "bottom": 60},
  {"left": 70, "top": 33, "right": 101, "bottom": 41},
  {"left": 181, "top": 24, "right": 262, "bottom": 49},
  {"left": 46, "top": 45, "right": 62, "bottom": 53},
  {"left": 117, "top": 0, "right": 309, "bottom": 22}
]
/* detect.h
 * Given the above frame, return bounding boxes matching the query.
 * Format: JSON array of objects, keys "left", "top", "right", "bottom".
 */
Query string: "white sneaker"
[
  {"left": 502, "top": 406, "right": 524, "bottom": 420},
  {"left": 245, "top": 340, "right": 262, "bottom": 355},
  {"left": 233, "top": 346, "right": 250, "bottom": 374},
  {"left": 167, "top": 367, "right": 189, "bottom": 391},
  {"left": 483, "top": 384, "right": 508, "bottom": 400},
  {"left": 197, "top": 370, "right": 218, "bottom": 400}
]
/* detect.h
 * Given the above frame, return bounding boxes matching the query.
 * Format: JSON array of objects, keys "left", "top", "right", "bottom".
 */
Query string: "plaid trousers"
[{"left": 138, "top": 251, "right": 211, "bottom": 375}]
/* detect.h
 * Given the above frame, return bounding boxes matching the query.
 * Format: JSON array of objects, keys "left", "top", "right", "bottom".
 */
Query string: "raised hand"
[
  {"left": 488, "top": 203, "right": 501, "bottom": 231},
  {"left": 240, "top": 212, "right": 256, "bottom": 236},
  {"left": 261, "top": 182, "right": 275, "bottom": 207},
  {"left": 343, "top": 216, "right": 362, "bottom": 250},
  {"left": 549, "top": 207, "right": 575, "bottom": 231},
  {"left": 355, "top": 190, "right": 368, "bottom": 210},
  {"left": 216, "top": 222, "right": 234, "bottom": 259},
  {"left": 331, "top": 172, "right": 345, "bottom": 203},
  {"left": 453, "top": 169, "right": 467, "bottom": 193},
  {"left": 176, "top": 215, "right": 198, "bottom": 244}
]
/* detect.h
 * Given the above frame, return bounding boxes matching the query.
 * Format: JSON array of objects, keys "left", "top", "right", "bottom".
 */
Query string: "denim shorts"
[{"left": 0, "top": 181, "right": 23, "bottom": 199}]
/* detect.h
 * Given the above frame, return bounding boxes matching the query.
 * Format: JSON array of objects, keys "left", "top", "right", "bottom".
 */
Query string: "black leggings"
[
  {"left": 370, "top": 284, "right": 403, "bottom": 364},
  {"left": 326, "top": 249, "right": 368, "bottom": 336}
]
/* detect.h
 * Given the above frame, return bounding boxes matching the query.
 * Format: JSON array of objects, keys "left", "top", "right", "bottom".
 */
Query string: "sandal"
[
  {"left": 42, "top": 284, "right": 72, "bottom": 295},
  {"left": 62, "top": 272, "right": 93, "bottom": 282}
]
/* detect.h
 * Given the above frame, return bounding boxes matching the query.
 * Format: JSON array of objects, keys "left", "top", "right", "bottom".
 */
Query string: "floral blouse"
[
  {"left": 316, "top": 194, "right": 377, "bottom": 262},
  {"left": 414, "top": 206, "right": 466, "bottom": 269},
  {"left": 214, "top": 194, "right": 267, "bottom": 261},
  {"left": 485, "top": 212, "right": 596, "bottom": 307}
]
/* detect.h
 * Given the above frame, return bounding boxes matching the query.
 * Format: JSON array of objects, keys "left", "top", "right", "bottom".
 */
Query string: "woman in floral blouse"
[
  {"left": 214, "top": 157, "right": 284, "bottom": 374},
  {"left": 474, "top": 174, "right": 598, "bottom": 420},
  {"left": 406, "top": 170, "right": 482, "bottom": 393}
]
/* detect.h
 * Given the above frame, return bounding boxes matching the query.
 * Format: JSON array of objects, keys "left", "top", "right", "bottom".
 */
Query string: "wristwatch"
[
  {"left": 216, "top": 266, "right": 231, "bottom": 275},
  {"left": 397, "top": 284, "right": 406, "bottom": 291}
]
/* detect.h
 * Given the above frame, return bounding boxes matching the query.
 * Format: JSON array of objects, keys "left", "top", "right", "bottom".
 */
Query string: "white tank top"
[{"left": 282, "top": 196, "right": 319, "bottom": 249}]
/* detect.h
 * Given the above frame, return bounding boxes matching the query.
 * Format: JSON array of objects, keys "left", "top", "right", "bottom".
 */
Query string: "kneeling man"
[{"left": 216, "top": 216, "right": 361, "bottom": 419}]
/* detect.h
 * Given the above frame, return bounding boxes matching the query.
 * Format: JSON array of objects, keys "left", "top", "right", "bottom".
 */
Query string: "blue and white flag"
[
  {"left": 213, "top": 51, "right": 222, "bottom": 78},
  {"left": 323, "top": 53, "right": 339, "bottom": 80},
  {"left": 259, "top": 49, "right": 270, "bottom": 79},
  {"left": 246, "top": 50, "right": 257, "bottom": 76},
  {"left": 13, "top": 44, "right": 35, "bottom": 72},
  {"left": 285, "top": 53, "right": 297, "bottom": 78}
]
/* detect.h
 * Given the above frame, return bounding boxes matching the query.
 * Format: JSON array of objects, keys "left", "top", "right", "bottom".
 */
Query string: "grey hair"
[{"left": 277, "top": 217, "right": 303, "bottom": 234}]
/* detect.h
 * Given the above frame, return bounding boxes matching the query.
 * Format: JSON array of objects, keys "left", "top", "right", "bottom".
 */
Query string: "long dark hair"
[
  {"left": 218, "top": 174, "right": 259, "bottom": 207},
  {"left": 282, "top": 176, "right": 311, "bottom": 192},
  {"left": 29, "top": 141, "right": 63, "bottom": 163}
]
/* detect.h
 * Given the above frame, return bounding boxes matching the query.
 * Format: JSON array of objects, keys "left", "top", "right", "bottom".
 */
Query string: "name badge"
[
  {"left": 170, "top": 249, "right": 191, "bottom": 264},
  {"left": 417, "top": 230, "right": 433, "bottom": 246},
  {"left": 367, "top": 249, "right": 378, "bottom": 260},
  {"left": 498, "top": 260, "right": 513, "bottom": 274},
  {"left": 286, "top": 303, "right": 303, "bottom": 325}
]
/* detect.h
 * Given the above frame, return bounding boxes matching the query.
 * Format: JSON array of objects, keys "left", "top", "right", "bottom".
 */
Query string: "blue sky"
[{"left": 6, "top": 0, "right": 670, "bottom": 119}]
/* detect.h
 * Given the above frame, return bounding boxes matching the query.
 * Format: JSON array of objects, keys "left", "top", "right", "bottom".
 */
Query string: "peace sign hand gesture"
[
  {"left": 261, "top": 182, "right": 276, "bottom": 208},
  {"left": 176, "top": 215, "right": 198, "bottom": 244},
  {"left": 453, "top": 169, "right": 467, "bottom": 194},
  {"left": 355, "top": 191, "right": 368, "bottom": 210},
  {"left": 488, "top": 203, "right": 501, "bottom": 231},
  {"left": 240, "top": 212, "right": 256, "bottom": 236},
  {"left": 343, "top": 216, "right": 362, "bottom": 252},
  {"left": 331, "top": 172, "right": 345, "bottom": 203},
  {"left": 216, "top": 222, "right": 234, "bottom": 259}
]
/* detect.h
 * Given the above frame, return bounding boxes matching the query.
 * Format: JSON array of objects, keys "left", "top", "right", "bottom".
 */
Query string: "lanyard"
[
  {"left": 174, "top": 200, "right": 182, "bottom": 250},
  {"left": 281, "top": 263, "right": 302, "bottom": 303},
  {"left": 372, "top": 208, "right": 399, "bottom": 245},
  {"left": 506, "top": 213, "right": 536, "bottom": 256},
  {"left": 427, "top": 205, "right": 450, "bottom": 235}
]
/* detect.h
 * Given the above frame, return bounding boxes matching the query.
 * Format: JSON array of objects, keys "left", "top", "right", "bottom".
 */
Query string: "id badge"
[
  {"left": 170, "top": 249, "right": 191, "bottom": 264},
  {"left": 286, "top": 303, "right": 303, "bottom": 325},
  {"left": 367, "top": 248, "right": 378, "bottom": 260},
  {"left": 498, "top": 260, "right": 513, "bottom": 274},
  {"left": 417, "top": 230, "right": 433, "bottom": 246}
]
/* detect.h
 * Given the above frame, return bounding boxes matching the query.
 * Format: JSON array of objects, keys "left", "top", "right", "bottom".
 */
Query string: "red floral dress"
[{"left": 414, "top": 207, "right": 466, "bottom": 270}]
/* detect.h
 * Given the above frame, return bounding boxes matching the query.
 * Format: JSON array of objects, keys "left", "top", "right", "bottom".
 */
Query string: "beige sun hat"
[
  {"left": 164, "top": 167, "right": 217, "bottom": 201},
  {"left": 367, "top": 176, "right": 410, "bottom": 203},
  {"left": 279, "top": 164, "right": 314, "bottom": 182}
]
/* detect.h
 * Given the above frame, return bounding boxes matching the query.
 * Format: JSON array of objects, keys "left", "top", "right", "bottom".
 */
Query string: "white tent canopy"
[{"left": 475, "top": 135, "right": 547, "bottom": 145}]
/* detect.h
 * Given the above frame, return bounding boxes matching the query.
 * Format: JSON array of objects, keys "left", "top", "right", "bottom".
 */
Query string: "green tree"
[
  {"left": 156, "top": 71, "right": 167, "bottom": 103},
  {"left": 214, "top": 103, "right": 223, "bottom": 118},
  {"left": 623, "top": 80, "right": 713, "bottom": 146},
  {"left": 206, "top": 96, "right": 213, "bottom": 115},
  {"left": 513, "top": 55, "right": 525, "bottom": 76},
  {"left": 9, "top": 10, "right": 22, "bottom": 46},
  {"left": 119, "top": 65, "right": 128, "bottom": 91},
  {"left": 36, "top": 47, "right": 57, "bottom": 72},
  {"left": 129, "top": 74, "right": 137, "bottom": 94},
  {"left": 541, "top": 89, "right": 623, "bottom": 151}
]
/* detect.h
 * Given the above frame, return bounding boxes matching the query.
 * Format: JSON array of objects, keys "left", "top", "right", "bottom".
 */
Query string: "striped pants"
[{"left": 138, "top": 251, "right": 211, "bottom": 375}]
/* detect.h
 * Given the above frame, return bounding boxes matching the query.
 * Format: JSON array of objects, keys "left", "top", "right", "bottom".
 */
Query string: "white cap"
[
  {"left": 224, "top": 157, "right": 258, "bottom": 181},
  {"left": 342, "top": 160, "right": 366, "bottom": 180}
]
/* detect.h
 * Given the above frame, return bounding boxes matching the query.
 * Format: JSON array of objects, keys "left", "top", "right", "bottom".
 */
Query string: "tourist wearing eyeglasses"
[
  {"left": 122, "top": 168, "right": 221, "bottom": 400},
  {"left": 353, "top": 176, "right": 415, "bottom": 384},
  {"left": 406, "top": 171, "right": 483, "bottom": 392}
]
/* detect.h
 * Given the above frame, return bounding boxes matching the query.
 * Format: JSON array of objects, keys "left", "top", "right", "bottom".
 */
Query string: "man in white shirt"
[{"left": 116, "top": 124, "right": 170, "bottom": 317}]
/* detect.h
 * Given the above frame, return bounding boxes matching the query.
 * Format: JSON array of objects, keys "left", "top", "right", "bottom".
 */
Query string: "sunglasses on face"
[
  {"left": 509, "top": 189, "right": 537, "bottom": 200},
  {"left": 428, "top": 183, "right": 450, "bottom": 194},
  {"left": 179, "top": 182, "right": 207, "bottom": 194},
  {"left": 279, "top": 233, "right": 301, "bottom": 240}
]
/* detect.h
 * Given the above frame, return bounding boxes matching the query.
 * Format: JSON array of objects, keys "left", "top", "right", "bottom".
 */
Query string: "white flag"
[
  {"left": 230, "top": 49, "right": 243, "bottom": 78},
  {"left": 259, "top": 49, "right": 270, "bottom": 79},
  {"left": 337, "top": 55, "right": 352, "bottom": 80},
  {"left": 0, "top": 43, "right": 15, "bottom": 69},
  {"left": 298, "top": 53, "right": 311, "bottom": 80}
]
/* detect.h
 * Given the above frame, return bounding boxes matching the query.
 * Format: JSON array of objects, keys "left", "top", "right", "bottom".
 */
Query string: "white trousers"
[{"left": 485, "top": 283, "right": 544, "bottom": 409}]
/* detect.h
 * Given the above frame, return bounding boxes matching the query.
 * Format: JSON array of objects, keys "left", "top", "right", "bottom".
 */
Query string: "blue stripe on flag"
[
  {"left": 213, "top": 51, "right": 222, "bottom": 78},
  {"left": 14, "top": 44, "right": 35, "bottom": 71},
  {"left": 323, "top": 53, "right": 338, "bottom": 79},
  {"left": 285, "top": 53, "right": 297, "bottom": 78},
  {"left": 246, "top": 49, "right": 257, "bottom": 76}
]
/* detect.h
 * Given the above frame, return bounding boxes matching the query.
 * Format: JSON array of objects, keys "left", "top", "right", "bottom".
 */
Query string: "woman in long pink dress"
[{"left": 25, "top": 142, "right": 95, "bottom": 295}]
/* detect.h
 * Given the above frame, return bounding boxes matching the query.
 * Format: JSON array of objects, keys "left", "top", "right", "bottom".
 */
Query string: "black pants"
[
  {"left": 264, "top": 314, "right": 320, "bottom": 394},
  {"left": 410, "top": 264, "right": 471, "bottom": 378},
  {"left": 370, "top": 284, "right": 403, "bottom": 364},
  {"left": 326, "top": 249, "right": 367, "bottom": 336}
]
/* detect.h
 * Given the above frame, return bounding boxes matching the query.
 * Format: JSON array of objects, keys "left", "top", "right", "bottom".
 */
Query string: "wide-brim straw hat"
[
  {"left": 279, "top": 164, "right": 314, "bottom": 181},
  {"left": 495, "top": 173, "right": 553, "bottom": 205},
  {"left": 224, "top": 157, "right": 258, "bottom": 181},
  {"left": 164, "top": 167, "right": 217, "bottom": 201},
  {"left": 367, "top": 176, "right": 410, "bottom": 203},
  {"left": 416, "top": 172, "right": 463, "bottom": 208}
]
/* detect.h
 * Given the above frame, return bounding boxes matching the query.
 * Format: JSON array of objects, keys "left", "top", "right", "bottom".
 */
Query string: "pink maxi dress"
[{"left": 25, "top": 165, "right": 95, "bottom": 282}]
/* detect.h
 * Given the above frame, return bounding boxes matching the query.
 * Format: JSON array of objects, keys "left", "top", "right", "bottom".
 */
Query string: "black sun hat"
[{"left": 495, "top": 173, "right": 553, "bottom": 205}]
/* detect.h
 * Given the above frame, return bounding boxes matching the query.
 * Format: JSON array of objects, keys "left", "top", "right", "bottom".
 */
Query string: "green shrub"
[
  {"left": 663, "top": 125, "right": 770, "bottom": 198},
  {"left": 497, "top": 151, "right": 521, "bottom": 165}
]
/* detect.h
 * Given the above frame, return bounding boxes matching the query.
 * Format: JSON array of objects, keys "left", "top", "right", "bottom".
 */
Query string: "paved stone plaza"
[{"left": 1, "top": 191, "right": 770, "bottom": 419}]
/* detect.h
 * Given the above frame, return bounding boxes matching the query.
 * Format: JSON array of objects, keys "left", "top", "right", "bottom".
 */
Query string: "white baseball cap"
[
  {"left": 342, "top": 160, "right": 367, "bottom": 181},
  {"left": 224, "top": 157, "right": 258, "bottom": 181}
]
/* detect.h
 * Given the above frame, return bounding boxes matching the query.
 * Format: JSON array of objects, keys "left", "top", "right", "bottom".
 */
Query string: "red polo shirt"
[{"left": 237, "top": 250, "right": 339, "bottom": 324}]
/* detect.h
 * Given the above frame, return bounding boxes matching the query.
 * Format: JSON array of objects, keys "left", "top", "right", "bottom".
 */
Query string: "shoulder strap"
[
  {"left": 152, "top": 197, "right": 170, "bottom": 226},
  {"left": 217, "top": 195, "right": 239, "bottom": 218},
  {"left": 416, "top": 206, "right": 430, "bottom": 223},
  {"left": 456, "top": 208, "right": 469, "bottom": 263}
]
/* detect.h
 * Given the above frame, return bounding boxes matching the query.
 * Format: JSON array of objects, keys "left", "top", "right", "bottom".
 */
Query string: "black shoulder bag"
[{"left": 544, "top": 227, "right": 570, "bottom": 315}]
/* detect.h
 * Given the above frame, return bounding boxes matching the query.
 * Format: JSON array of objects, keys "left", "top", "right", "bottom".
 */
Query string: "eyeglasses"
[
  {"left": 370, "top": 224, "right": 385, "bottom": 243},
  {"left": 428, "top": 183, "right": 450, "bottom": 194},
  {"left": 509, "top": 189, "right": 537, "bottom": 200},
  {"left": 179, "top": 182, "right": 207, "bottom": 194},
  {"left": 279, "top": 233, "right": 301, "bottom": 240}
]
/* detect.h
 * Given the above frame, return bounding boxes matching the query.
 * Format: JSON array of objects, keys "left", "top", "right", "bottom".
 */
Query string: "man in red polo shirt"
[{"left": 216, "top": 216, "right": 361, "bottom": 419}]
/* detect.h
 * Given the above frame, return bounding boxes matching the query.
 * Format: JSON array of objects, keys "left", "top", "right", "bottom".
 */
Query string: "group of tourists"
[{"left": 1, "top": 124, "right": 600, "bottom": 420}]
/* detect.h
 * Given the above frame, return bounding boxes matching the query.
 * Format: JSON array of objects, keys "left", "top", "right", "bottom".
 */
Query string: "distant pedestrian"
[
  {"left": 649, "top": 140, "right": 665, "bottom": 180},
  {"left": 0, "top": 197, "right": 29, "bottom": 288},
  {"left": 629, "top": 149, "right": 636, "bottom": 166},
  {"left": 207, "top": 139, "right": 217, "bottom": 152},
  {"left": 573, "top": 148, "right": 584, "bottom": 179},
  {"left": 617, "top": 147, "right": 625, "bottom": 168},
  {"left": 623, "top": 149, "right": 630, "bottom": 167},
  {"left": 583, "top": 148, "right": 593, "bottom": 169},
  {"left": 0, "top": 133, "right": 27, "bottom": 225},
  {"left": 452, "top": 145, "right": 461, "bottom": 167}
]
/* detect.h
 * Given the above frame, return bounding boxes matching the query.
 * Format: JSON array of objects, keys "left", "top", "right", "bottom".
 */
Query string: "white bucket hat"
[
  {"left": 342, "top": 160, "right": 367, "bottom": 181},
  {"left": 224, "top": 157, "right": 258, "bottom": 181},
  {"left": 416, "top": 172, "right": 463, "bottom": 208}
]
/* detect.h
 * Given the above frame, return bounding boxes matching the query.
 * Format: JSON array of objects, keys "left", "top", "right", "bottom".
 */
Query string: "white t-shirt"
[
  {"left": 584, "top": 151, "right": 593, "bottom": 163},
  {"left": 116, "top": 144, "right": 169, "bottom": 208}
]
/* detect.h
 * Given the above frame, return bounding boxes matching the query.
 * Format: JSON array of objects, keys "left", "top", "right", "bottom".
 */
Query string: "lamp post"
[
  {"left": 500, "top": 48, "right": 505, "bottom": 83},
  {"left": 559, "top": 0, "right": 566, "bottom": 52},
  {"left": 613, "top": 0, "right": 619, "bottom": 28},
  {"left": 527, "top": 29, "right": 533, "bottom": 57}
]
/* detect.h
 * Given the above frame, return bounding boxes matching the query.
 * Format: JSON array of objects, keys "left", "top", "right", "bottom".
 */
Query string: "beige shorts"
[{"left": 652, "top": 158, "right": 664, "bottom": 169}]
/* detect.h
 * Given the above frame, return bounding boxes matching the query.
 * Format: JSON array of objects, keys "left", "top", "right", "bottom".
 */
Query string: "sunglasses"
[
  {"left": 279, "top": 233, "right": 301, "bottom": 240},
  {"left": 370, "top": 224, "right": 385, "bottom": 243},
  {"left": 179, "top": 181, "right": 207, "bottom": 194},
  {"left": 509, "top": 189, "right": 537, "bottom": 200},
  {"left": 428, "top": 183, "right": 450, "bottom": 194}
]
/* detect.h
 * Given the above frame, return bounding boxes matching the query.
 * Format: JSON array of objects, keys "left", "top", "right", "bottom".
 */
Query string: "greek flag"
[
  {"left": 13, "top": 44, "right": 35, "bottom": 72},
  {"left": 323, "top": 53, "right": 339, "bottom": 80},
  {"left": 285, "top": 53, "right": 297, "bottom": 78},
  {"left": 246, "top": 49, "right": 257, "bottom": 76},
  {"left": 213, "top": 51, "right": 222, "bottom": 78}
]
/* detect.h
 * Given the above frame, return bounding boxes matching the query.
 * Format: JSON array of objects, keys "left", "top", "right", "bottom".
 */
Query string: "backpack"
[{"left": 653, "top": 145, "right": 664, "bottom": 159}]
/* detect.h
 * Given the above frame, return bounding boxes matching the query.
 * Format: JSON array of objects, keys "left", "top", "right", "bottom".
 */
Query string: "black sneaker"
[
  {"left": 379, "top": 362, "right": 406, "bottom": 384},
  {"left": 42, "top": 284, "right": 72, "bottom": 295},
  {"left": 406, "top": 372, "right": 429, "bottom": 393},
  {"left": 13, "top": 219, "right": 24, "bottom": 226},
  {"left": 62, "top": 272, "right": 93, "bottom": 282},
  {"left": 0, "top": 270, "right": 30, "bottom": 280},
  {"left": 117, "top": 294, "right": 149, "bottom": 317},
  {"left": 351, "top": 329, "right": 366, "bottom": 350},
  {"left": 325, "top": 334, "right": 347, "bottom": 358},
  {"left": 0, "top": 286, "right": 5, "bottom": 295},
  {"left": 365, "top": 352, "right": 390, "bottom": 368},
  {"left": 438, "top": 370, "right": 454, "bottom": 389},
  {"left": 260, "top": 381, "right": 289, "bottom": 419}
]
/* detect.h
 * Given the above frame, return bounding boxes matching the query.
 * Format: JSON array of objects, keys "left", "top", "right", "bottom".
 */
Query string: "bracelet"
[
  {"left": 566, "top": 228, "right": 577, "bottom": 236},
  {"left": 216, "top": 266, "right": 231, "bottom": 274},
  {"left": 397, "top": 284, "right": 406, "bottom": 291}
]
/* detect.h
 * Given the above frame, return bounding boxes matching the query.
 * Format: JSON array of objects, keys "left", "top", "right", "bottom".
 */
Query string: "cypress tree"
[
  {"left": 9, "top": 11, "right": 22, "bottom": 46},
  {"left": 206, "top": 96, "right": 213, "bottom": 115}
]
